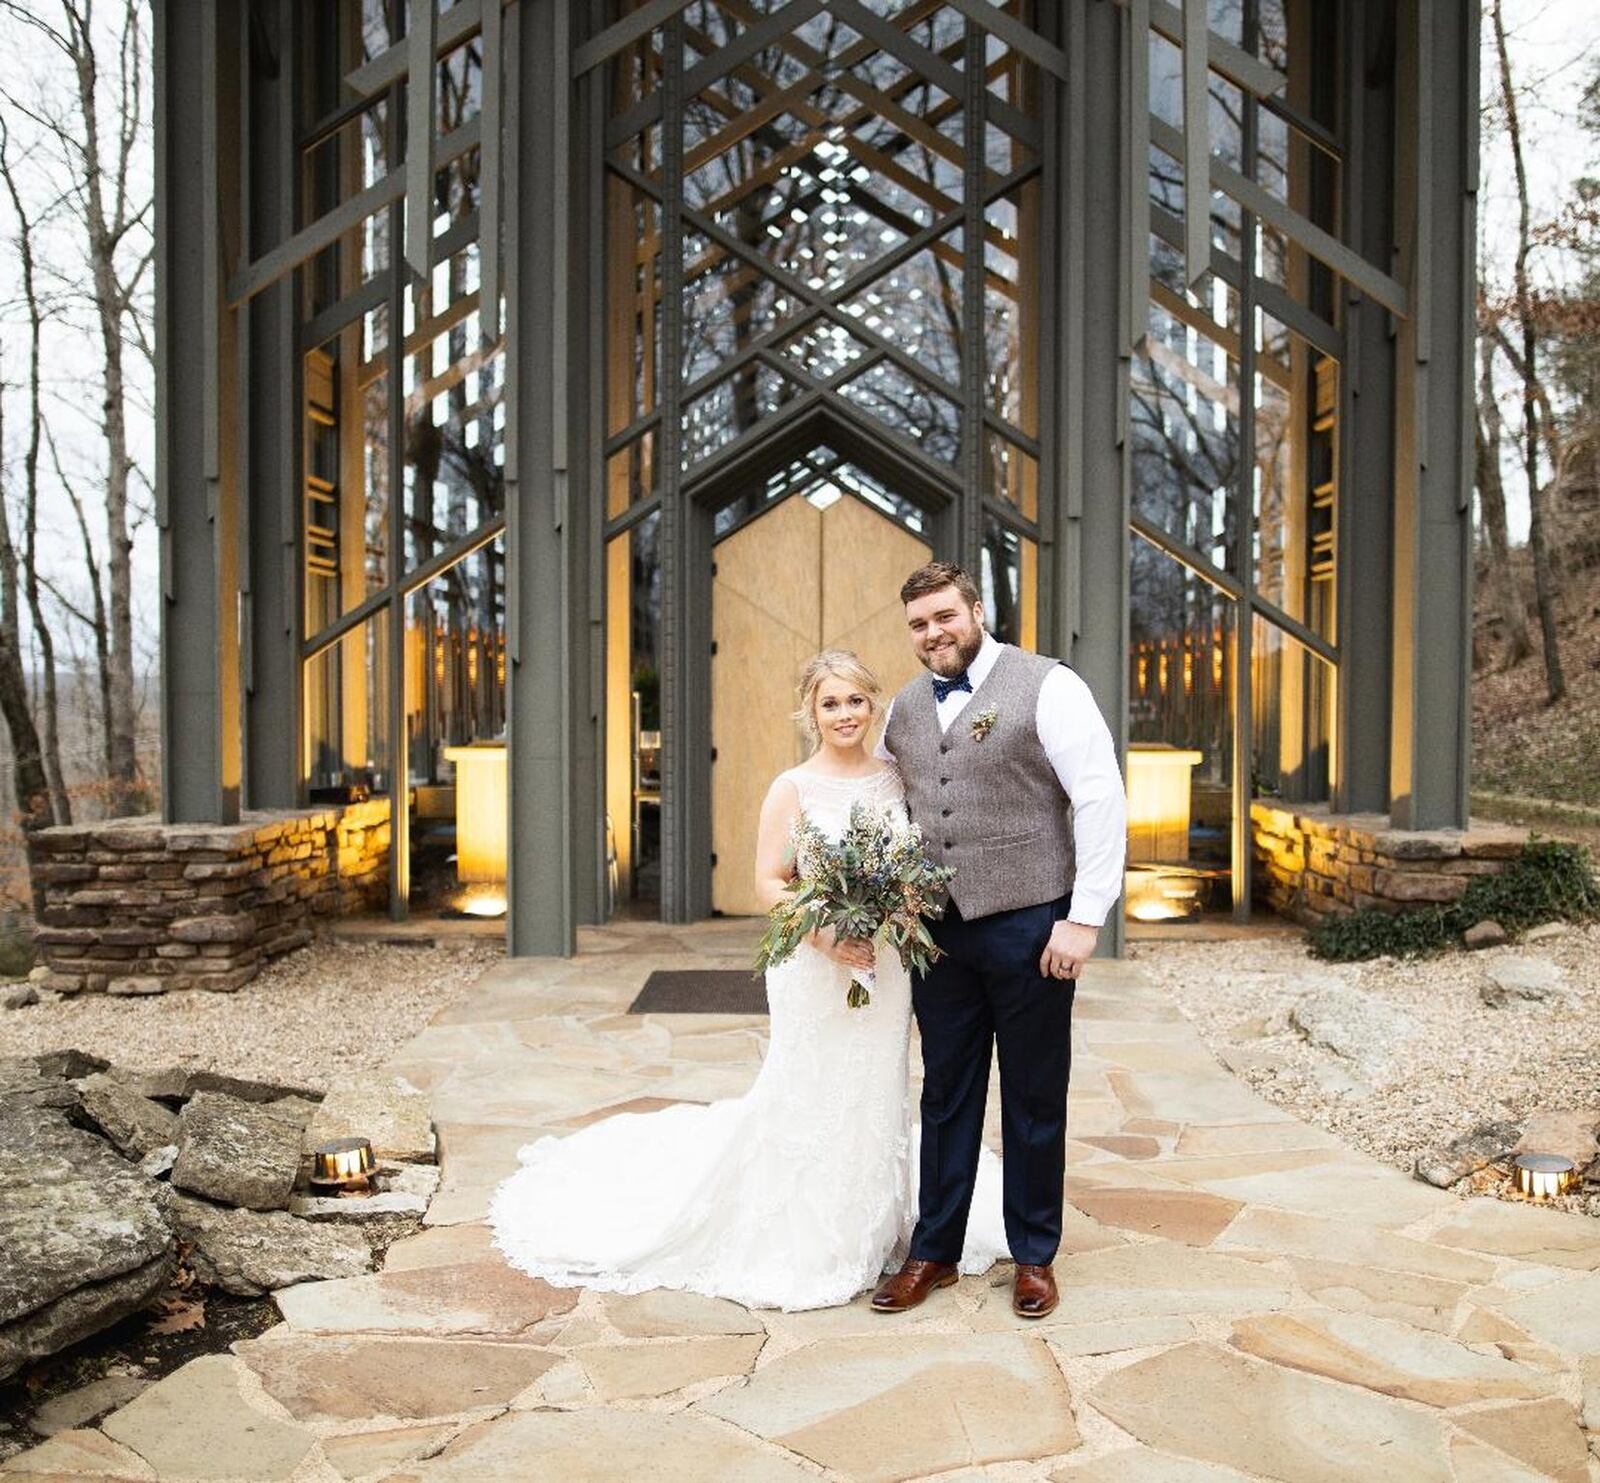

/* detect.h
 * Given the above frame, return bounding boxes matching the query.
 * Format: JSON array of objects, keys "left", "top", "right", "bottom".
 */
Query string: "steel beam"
[
  {"left": 1387, "top": 0, "right": 1475, "bottom": 829},
  {"left": 506, "top": 0, "right": 586, "bottom": 954},
  {"left": 241, "top": 0, "right": 300, "bottom": 809},
  {"left": 157, "top": 0, "right": 243, "bottom": 825}
]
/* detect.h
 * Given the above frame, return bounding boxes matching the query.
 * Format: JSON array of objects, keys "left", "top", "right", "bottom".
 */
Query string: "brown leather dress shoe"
[
  {"left": 871, "top": 1257, "right": 959, "bottom": 1312},
  {"left": 1012, "top": 1262, "right": 1058, "bottom": 1318}
]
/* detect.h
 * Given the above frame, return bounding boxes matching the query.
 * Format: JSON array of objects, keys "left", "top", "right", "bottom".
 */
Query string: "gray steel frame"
[{"left": 155, "top": 0, "right": 1479, "bottom": 958}]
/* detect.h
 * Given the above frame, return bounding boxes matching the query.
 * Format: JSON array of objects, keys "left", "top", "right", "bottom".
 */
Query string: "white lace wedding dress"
[{"left": 488, "top": 763, "right": 1007, "bottom": 1310}]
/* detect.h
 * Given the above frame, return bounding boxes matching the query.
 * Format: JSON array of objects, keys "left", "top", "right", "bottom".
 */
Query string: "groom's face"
[{"left": 905, "top": 585, "right": 986, "bottom": 678}]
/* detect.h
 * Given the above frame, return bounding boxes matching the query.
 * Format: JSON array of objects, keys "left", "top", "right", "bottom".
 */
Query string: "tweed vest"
[{"left": 885, "top": 644, "right": 1076, "bottom": 921}]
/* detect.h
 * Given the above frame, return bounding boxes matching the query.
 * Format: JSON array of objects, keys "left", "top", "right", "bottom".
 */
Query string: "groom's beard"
[{"left": 920, "top": 625, "right": 984, "bottom": 678}]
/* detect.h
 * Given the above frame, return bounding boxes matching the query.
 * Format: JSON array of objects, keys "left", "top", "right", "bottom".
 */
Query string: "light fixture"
[
  {"left": 311, "top": 1137, "right": 376, "bottom": 1190},
  {"left": 444, "top": 739, "right": 507, "bottom": 884},
  {"left": 1513, "top": 1153, "right": 1576, "bottom": 1200}
]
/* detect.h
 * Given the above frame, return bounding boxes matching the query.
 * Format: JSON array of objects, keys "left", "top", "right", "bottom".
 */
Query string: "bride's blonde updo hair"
[{"left": 793, "top": 649, "right": 882, "bottom": 747}]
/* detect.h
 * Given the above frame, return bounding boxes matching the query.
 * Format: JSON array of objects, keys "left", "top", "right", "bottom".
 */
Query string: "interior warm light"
[
  {"left": 457, "top": 889, "right": 507, "bottom": 919},
  {"left": 1124, "top": 863, "right": 1205, "bottom": 922},
  {"left": 1126, "top": 743, "right": 1203, "bottom": 863},
  {"left": 443, "top": 740, "right": 507, "bottom": 883}
]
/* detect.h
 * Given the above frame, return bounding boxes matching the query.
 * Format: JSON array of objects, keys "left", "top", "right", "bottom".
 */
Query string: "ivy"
[{"left": 1308, "top": 839, "right": 1600, "bottom": 961}]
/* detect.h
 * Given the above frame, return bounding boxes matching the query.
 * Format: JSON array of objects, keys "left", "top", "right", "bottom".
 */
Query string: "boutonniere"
[{"left": 969, "top": 705, "right": 998, "bottom": 742}]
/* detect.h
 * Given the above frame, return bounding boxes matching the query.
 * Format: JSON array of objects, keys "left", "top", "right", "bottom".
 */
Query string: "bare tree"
[
  {"left": 0, "top": 117, "right": 71, "bottom": 823},
  {"left": 1473, "top": 330, "right": 1532, "bottom": 666},
  {"left": 1490, "top": 0, "right": 1565, "bottom": 703},
  {"left": 1, "top": 0, "right": 153, "bottom": 813},
  {"left": 0, "top": 363, "right": 52, "bottom": 832}
]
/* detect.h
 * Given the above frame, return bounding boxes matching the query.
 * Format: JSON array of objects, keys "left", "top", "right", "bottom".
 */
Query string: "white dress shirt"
[{"left": 876, "top": 632, "right": 1127, "bottom": 928}]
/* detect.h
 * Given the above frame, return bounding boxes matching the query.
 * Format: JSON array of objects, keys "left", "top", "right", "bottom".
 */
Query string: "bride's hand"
[{"left": 809, "top": 926, "right": 875, "bottom": 972}]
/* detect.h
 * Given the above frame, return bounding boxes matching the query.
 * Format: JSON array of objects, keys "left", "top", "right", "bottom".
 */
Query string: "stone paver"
[
  {"left": 1089, "top": 1341, "right": 1454, "bottom": 1482},
  {"left": 99, "top": 1355, "right": 315, "bottom": 1481},
  {"left": 12, "top": 920, "right": 1600, "bottom": 1483},
  {"left": 701, "top": 1331, "right": 1079, "bottom": 1481}
]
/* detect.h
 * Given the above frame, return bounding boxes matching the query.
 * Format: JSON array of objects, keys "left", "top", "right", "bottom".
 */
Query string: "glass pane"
[
  {"left": 682, "top": 361, "right": 804, "bottom": 469},
  {"left": 607, "top": 432, "right": 658, "bottom": 520},
  {"left": 607, "top": 173, "right": 661, "bottom": 433},
  {"left": 303, "top": 329, "right": 391, "bottom": 635},
  {"left": 304, "top": 610, "right": 391, "bottom": 800},
  {"left": 980, "top": 514, "right": 1036, "bottom": 650},
  {"left": 402, "top": 245, "right": 506, "bottom": 573},
  {"left": 1127, "top": 533, "right": 1234, "bottom": 916},
  {"left": 837, "top": 358, "right": 961, "bottom": 463},
  {"left": 838, "top": 228, "right": 965, "bottom": 391},
  {"left": 1130, "top": 294, "right": 1242, "bottom": 577},
  {"left": 1252, "top": 614, "right": 1332, "bottom": 804},
  {"left": 986, "top": 429, "right": 1038, "bottom": 522},
  {"left": 606, "top": 512, "right": 661, "bottom": 910},
  {"left": 985, "top": 184, "right": 1039, "bottom": 438},
  {"left": 406, "top": 537, "right": 508, "bottom": 914}
]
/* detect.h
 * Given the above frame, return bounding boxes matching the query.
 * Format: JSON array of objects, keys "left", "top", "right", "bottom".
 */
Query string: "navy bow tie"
[{"left": 931, "top": 671, "right": 973, "bottom": 703}]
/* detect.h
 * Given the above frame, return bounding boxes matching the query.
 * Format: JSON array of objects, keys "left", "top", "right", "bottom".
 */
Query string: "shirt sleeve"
[
  {"left": 1035, "top": 665, "right": 1126, "bottom": 927},
  {"left": 874, "top": 698, "right": 897, "bottom": 762}
]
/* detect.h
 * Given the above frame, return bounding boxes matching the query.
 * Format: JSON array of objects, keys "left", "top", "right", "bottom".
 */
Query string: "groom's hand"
[{"left": 1040, "top": 921, "right": 1096, "bottom": 982}]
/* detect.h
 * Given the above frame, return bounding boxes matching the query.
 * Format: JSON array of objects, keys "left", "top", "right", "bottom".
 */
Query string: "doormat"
[{"left": 627, "top": 970, "right": 768, "bottom": 1015}]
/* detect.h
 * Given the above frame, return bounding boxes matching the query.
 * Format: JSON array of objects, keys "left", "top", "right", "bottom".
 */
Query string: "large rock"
[
  {"left": 1480, "top": 957, "right": 1569, "bottom": 1007},
  {"left": 1289, "top": 985, "right": 1415, "bottom": 1082},
  {"left": 171, "top": 1090, "right": 306, "bottom": 1210},
  {"left": 160, "top": 1189, "right": 371, "bottom": 1296},
  {"left": 304, "top": 1071, "right": 435, "bottom": 1163},
  {"left": 1513, "top": 1110, "right": 1600, "bottom": 1168},
  {"left": 0, "top": 1098, "right": 176, "bottom": 1381},
  {"left": 76, "top": 1070, "right": 182, "bottom": 1160},
  {"left": 1413, "top": 1119, "right": 1523, "bottom": 1189}
]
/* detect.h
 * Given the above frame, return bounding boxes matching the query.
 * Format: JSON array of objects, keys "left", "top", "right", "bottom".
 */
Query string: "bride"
[{"left": 488, "top": 649, "right": 1005, "bottom": 1310}]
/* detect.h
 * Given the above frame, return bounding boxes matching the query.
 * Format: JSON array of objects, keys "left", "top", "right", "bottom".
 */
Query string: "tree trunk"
[
  {"left": 75, "top": 43, "right": 141, "bottom": 811},
  {"left": 1474, "top": 335, "right": 1531, "bottom": 666},
  {"left": 0, "top": 121, "right": 70, "bottom": 823},
  {"left": 0, "top": 377, "right": 53, "bottom": 833},
  {"left": 1492, "top": 0, "right": 1565, "bottom": 702}
]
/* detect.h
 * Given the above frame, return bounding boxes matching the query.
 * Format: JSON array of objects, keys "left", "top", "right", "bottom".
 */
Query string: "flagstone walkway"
[{"left": 6, "top": 919, "right": 1599, "bottom": 1482}]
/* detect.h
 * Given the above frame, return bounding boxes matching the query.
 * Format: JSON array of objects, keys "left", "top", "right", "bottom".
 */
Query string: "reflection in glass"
[
  {"left": 405, "top": 537, "right": 507, "bottom": 911},
  {"left": 981, "top": 514, "right": 1035, "bottom": 651},
  {"left": 606, "top": 513, "right": 662, "bottom": 910},
  {"left": 304, "top": 611, "right": 390, "bottom": 799},
  {"left": 1129, "top": 533, "right": 1233, "bottom": 877},
  {"left": 682, "top": 362, "right": 803, "bottom": 470},
  {"left": 838, "top": 360, "right": 960, "bottom": 464},
  {"left": 985, "top": 185, "right": 1039, "bottom": 438}
]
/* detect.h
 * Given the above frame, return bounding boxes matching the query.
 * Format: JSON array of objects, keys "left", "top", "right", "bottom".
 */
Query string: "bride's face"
[{"left": 812, "top": 673, "right": 874, "bottom": 754}]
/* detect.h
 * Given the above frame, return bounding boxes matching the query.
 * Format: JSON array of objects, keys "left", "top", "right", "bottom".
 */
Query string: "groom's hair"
[{"left": 900, "top": 560, "right": 980, "bottom": 610}]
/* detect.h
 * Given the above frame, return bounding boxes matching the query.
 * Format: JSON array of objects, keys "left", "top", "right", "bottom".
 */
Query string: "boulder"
[
  {"left": 0, "top": 1098, "right": 175, "bottom": 1382},
  {"left": 1479, "top": 957, "right": 1568, "bottom": 1008},
  {"left": 1414, "top": 1120, "right": 1523, "bottom": 1188},
  {"left": 76, "top": 1071, "right": 183, "bottom": 1161},
  {"left": 171, "top": 1091, "right": 305, "bottom": 1211},
  {"left": 184, "top": 1069, "right": 324, "bottom": 1104},
  {"left": 3, "top": 984, "right": 38, "bottom": 1009},
  {"left": 1463, "top": 919, "right": 1508, "bottom": 949},
  {"left": 1289, "top": 985, "right": 1415, "bottom": 1083},
  {"left": 159, "top": 1190, "right": 371, "bottom": 1296},
  {"left": 304, "top": 1072, "right": 435, "bottom": 1164},
  {"left": 1513, "top": 1111, "right": 1600, "bottom": 1170}
]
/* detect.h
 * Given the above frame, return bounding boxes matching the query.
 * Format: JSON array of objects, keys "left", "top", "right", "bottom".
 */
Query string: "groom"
[{"left": 872, "top": 561, "right": 1126, "bottom": 1318}]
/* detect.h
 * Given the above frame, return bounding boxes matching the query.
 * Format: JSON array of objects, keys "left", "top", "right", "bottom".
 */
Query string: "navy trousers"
[{"left": 908, "top": 893, "right": 1075, "bottom": 1268}]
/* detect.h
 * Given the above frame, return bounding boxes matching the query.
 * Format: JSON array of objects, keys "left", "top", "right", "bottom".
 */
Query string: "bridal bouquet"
[{"left": 755, "top": 802, "right": 955, "bottom": 1008}]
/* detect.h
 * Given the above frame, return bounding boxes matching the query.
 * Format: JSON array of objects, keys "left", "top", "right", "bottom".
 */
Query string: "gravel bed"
[
  {"left": 0, "top": 935, "right": 503, "bottom": 1093},
  {"left": 1129, "top": 923, "right": 1600, "bottom": 1218}
]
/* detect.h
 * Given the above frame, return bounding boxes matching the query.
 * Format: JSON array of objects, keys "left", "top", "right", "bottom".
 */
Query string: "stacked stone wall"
[
  {"left": 1251, "top": 801, "right": 1527, "bottom": 926},
  {"left": 28, "top": 801, "right": 390, "bottom": 995}
]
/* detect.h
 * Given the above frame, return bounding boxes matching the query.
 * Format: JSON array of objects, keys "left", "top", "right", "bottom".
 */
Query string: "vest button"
[
  {"left": 939, "top": 742, "right": 950, "bottom": 753},
  {"left": 943, "top": 840, "right": 953, "bottom": 849},
  {"left": 939, "top": 776, "right": 950, "bottom": 785},
  {"left": 941, "top": 808, "right": 951, "bottom": 817}
]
